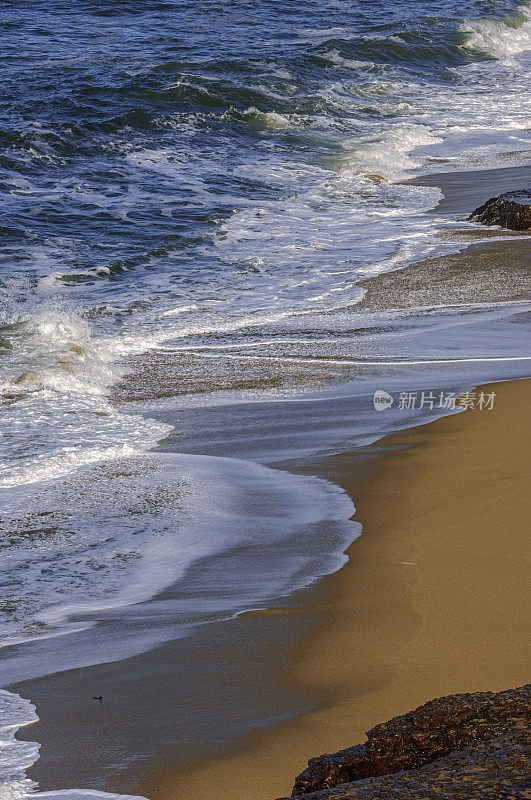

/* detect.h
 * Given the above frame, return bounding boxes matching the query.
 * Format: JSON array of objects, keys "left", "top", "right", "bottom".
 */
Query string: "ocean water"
[{"left": 0, "top": 1, "right": 530, "bottom": 797}]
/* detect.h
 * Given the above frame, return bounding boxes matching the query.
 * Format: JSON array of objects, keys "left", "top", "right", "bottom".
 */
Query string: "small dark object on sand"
[{"left": 468, "top": 189, "right": 531, "bottom": 231}]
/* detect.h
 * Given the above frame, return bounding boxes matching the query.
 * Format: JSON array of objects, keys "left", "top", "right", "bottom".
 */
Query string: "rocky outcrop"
[
  {"left": 468, "top": 189, "right": 531, "bottom": 231},
  {"left": 277, "top": 685, "right": 530, "bottom": 799}
]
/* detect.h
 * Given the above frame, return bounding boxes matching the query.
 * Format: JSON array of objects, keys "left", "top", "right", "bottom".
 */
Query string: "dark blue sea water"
[{"left": 0, "top": 2, "right": 530, "bottom": 796}]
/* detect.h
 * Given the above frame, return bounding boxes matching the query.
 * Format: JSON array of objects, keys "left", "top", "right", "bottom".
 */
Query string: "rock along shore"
[
  {"left": 277, "top": 685, "right": 530, "bottom": 799},
  {"left": 468, "top": 189, "right": 531, "bottom": 230}
]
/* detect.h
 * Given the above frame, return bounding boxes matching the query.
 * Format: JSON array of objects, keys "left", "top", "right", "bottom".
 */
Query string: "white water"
[
  {"left": 460, "top": 1, "right": 531, "bottom": 65},
  {"left": 0, "top": 452, "right": 358, "bottom": 665},
  {"left": 1, "top": 1, "right": 530, "bottom": 796}
]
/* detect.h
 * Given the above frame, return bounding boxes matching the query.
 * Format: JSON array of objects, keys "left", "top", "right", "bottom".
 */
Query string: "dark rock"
[
  {"left": 277, "top": 684, "right": 530, "bottom": 799},
  {"left": 468, "top": 189, "right": 531, "bottom": 231}
]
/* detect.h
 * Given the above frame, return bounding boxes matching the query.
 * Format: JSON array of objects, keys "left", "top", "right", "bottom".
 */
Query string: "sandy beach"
[{"left": 143, "top": 377, "right": 530, "bottom": 800}]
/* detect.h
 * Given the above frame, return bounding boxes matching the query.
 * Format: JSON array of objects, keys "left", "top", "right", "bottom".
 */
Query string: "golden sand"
[{"left": 142, "top": 379, "right": 530, "bottom": 800}]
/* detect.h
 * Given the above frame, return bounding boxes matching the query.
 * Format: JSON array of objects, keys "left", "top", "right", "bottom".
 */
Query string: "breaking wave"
[{"left": 460, "top": 1, "right": 531, "bottom": 65}]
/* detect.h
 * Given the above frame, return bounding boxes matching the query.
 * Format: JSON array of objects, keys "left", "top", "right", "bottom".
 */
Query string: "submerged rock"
[
  {"left": 277, "top": 684, "right": 530, "bottom": 799},
  {"left": 468, "top": 189, "right": 531, "bottom": 231}
]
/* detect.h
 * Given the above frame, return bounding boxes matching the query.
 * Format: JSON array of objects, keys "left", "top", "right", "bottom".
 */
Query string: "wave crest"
[{"left": 460, "top": 1, "right": 531, "bottom": 65}]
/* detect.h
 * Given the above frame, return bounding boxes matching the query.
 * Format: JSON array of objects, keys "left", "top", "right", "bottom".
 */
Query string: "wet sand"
[
  {"left": 357, "top": 238, "right": 530, "bottom": 310},
  {"left": 143, "top": 377, "right": 530, "bottom": 800},
  {"left": 406, "top": 163, "right": 531, "bottom": 216},
  {"left": 11, "top": 163, "right": 531, "bottom": 798}
]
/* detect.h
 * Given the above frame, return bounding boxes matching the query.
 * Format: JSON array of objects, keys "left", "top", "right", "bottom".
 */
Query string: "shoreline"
[
  {"left": 8, "top": 163, "right": 530, "bottom": 798},
  {"left": 142, "top": 377, "right": 530, "bottom": 800},
  {"left": 2, "top": 0, "right": 531, "bottom": 794}
]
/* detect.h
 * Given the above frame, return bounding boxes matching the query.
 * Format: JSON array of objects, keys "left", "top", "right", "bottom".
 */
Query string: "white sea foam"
[
  {"left": 0, "top": 303, "right": 116, "bottom": 399},
  {"left": 160, "top": 304, "right": 197, "bottom": 316},
  {"left": 0, "top": 302, "right": 170, "bottom": 491},
  {"left": 2, "top": 0, "right": 528, "bottom": 505},
  {"left": 240, "top": 107, "right": 291, "bottom": 128},
  {"left": 0, "top": 449, "right": 359, "bottom": 675},
  {"left": 342, "top": 124, "right": 443, "bottom": 180},
  {"left": 460, "top": 1, "right": 531, "bottom": 65},
  {"left": 0, "top": 452, "right": 194, "bottom": 648}
]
